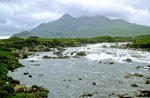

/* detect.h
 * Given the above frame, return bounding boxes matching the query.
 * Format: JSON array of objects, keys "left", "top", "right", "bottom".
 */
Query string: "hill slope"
[{"left": 12, "top": 14, "right": 150, "bottom": 38}]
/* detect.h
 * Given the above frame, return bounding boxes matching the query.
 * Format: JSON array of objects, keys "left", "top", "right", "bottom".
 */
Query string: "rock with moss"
[{"left": 14, "top": 84, "right": 27, "bottom": 93}]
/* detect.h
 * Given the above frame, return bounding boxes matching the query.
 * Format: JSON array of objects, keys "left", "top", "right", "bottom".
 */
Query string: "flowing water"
[{"left": 8, "top": 43, "right": 150, "bottom": 98}]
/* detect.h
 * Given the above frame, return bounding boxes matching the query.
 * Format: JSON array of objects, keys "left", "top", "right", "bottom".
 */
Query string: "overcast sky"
[{"left": 0, "top": 0, "right": 150, "bottom": 36}]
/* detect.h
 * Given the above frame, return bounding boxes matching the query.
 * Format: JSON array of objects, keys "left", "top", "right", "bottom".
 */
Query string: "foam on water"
[
  {"left": 84, "top": 43, "right": 150, "bottom": 64},
  {"left": 87, "top": 53, "right": 113, "bottom": 61},
  {"left": 25, "top": 42, "right": 150, "bottom": 64}
]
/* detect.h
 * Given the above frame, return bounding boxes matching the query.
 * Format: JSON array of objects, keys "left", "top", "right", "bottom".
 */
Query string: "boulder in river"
[
  {"left": 58, "top": 55, "right": 70, "bottom": 59},
  {"left": 136, "top": 66, "right": 143, "bottom": 69},
  {"left": 92, "top": 82, "right": 96, "bottom": 85},
  {"left": 104, "top": 61, "right": 114, "bottom": 64},
  {"left": 53, "top": 51, "right": 62, "bottom": 56},
  {"left": 28, "top": 75, "right": 32, "bottom": 78},
  {"left": 14, "top": 84, "right": 26, "bottom": 92},
  {"left": 76, "top": 51, "right": 86, "bottom": 56},
  {"left": 109, "top": 62, "right": 114, "bottom": 64},
  {"left": 99, "top": 61, "right": 102, "bottom": 63},
  {"left": 132, "top": 73, "right": 143, "bottom": 77},
  {"left": 79, "top": 92, "right": 98, "bottom": 97},
  {"left": 145, "top": 80, "right": 150, "bottom": 84},
  {"left": 117, "top": 94, "right": 134, "bottom": 98},
  {"left": 43, "top": 55, "right": 52, "bottom": 59},
  {"left": 123, "top": 58, "right": 132, "bottom": 62},
  {"left": 102, "top": 45, "right": 107, "bottom": 48},
  {"left": 24, "top": 72, "right": 29, "bottom": 75},
  {"left": 137, "top": 89, "right": 150, "bottom": 97},
  {"left": 30, "top": 60, "right": 35, "bottom": 62},
  {"left": 131, "top": 83, "right": 138, "bottom": 87},
  {"left": 79, "top": 78, "right": 82, "bottom": 80}
]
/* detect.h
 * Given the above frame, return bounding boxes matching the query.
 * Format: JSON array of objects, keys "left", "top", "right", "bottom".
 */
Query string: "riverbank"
[{"left": 0, "top": 35, "right": 150, "bottom": 97}]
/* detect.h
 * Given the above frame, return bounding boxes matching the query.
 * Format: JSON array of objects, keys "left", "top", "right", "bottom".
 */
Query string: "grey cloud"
[{"left": 0, "top": 0, "right": 150, "bottom": 36}]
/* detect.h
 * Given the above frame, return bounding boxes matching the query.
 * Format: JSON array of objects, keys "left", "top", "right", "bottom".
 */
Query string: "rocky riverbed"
[{"left": 8, "top": 42, "right": 150, "bottom": 98}]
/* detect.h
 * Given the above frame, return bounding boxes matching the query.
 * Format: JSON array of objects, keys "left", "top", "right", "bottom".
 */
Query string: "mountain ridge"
[{"left": 12, "top": 14, "right": 150, "bottom": 38}]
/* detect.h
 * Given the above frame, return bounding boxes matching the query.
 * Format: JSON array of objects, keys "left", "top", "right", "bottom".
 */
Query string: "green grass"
[{"left": 130, "top": 35, "right": 150, "bottom": 50}]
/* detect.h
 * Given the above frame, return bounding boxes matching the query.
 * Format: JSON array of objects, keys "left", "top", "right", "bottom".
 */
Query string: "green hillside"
[{"left": 12, "top": 14, "right": 150, "bottom": 38}]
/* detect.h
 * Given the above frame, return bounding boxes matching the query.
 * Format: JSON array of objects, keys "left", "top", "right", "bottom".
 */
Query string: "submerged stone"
[{"left": 124, "top": 72, "right": 132, "bottom": 78}]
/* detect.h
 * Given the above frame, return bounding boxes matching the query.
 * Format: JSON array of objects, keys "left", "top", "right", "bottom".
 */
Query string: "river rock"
[
  {"left": 102, "top": 45, "right": 107, "bottom": 48},
  {"left": 71, "top": 51, "right": 76, "bottom": 55},
  {"left": 87, "top": 47, "right": 90, "bottom": 49},
  {"left": 24, "top": 72, "right": 29, "bottom": 75},
  {"left": 136, "top": 66, "right": 143, "bottom": 69},
  {"left": 123, "top": 58, "right": 132, "bottom": 62},
  {"left": 118, "top": 94, "right": 134, "bottom": 98},
  {"left": 14, "top": 84, "right": 26, "bottom": 92},
  {"left": 104, "top": 61, "right": 114, "bottom": 64},
  {"left": 30, "top": 60, "right": 34, "bottom": 62},
  {"left": 99, "top": 61, "right": 102, "bottom": 63},
  {"left": 131, "top": 83, "right": 138, "bottom": 87},
  {"left": 43, "top": 55, "right": 51, "bottom": 59},
  {"left": 18, "top": 51, "right": 33, "bottom": 59},
  {"left": 26, "top": 87, "right": 32, "bottom": 93},
  {"left": 79, "top": 78, "right": 82, "bottom": 80},
  {"left": 53, "top": 51, "right": 62, "bottom": 55},
  {"left": 57, "top": 47, "right": 65, "bottom": 51},
  {"left": 138, "top": 89, "right": 150, "bottom": 97},
  {"left": 132, "top": 73, "right": 143, "bottom": 77},
  {"left": 92, "top": 82, "right": 96, "bottom": 85},
  {"left": 124, "top": 72, "right": 132, "bottom": 78},
  {"left": 76, "top": 51, "right": 86, "bottom": 56},
  {"left": 145, "top": 80, "right": 150, "bottom": 84},
  {"left": 109, "top": 62, "right": 114, "bottom": 64},
  {"left": 79, "top": 92, "right": 98, "bottom": 97},
  {"left": 28, "top": 75, "right": 32, "bottom": 78},
  {"left": 39, "top": 74, "right": 44, "bottom": 77},
  {"left": 31, "top": 64, "right": 40, "bottom": 66},
  {"left": 31, "top": 45, "right": 51, "bottom": 52},
  {"left": 58, "top": 55, "right": 70, "bottom": 59},
  {"left": 73, "top": 55, "right": 80, "bottom": 58}
]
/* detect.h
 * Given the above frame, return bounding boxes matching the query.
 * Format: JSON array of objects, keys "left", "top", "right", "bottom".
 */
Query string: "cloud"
[{"left": 0, "top": 0, "right": 150, "bottom": 36}]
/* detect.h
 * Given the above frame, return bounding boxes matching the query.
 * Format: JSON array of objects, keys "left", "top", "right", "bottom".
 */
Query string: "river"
[{"left": 8, "top": 42, "right": 150, "bottom": 98}]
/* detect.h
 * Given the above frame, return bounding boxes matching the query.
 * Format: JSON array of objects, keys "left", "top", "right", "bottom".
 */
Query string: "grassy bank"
[
  {"left": 0, "top": 36, "right": 115, "bottom": 97},
  {"left": 130, "top": 35, "right": 150, "bottom": 50}
]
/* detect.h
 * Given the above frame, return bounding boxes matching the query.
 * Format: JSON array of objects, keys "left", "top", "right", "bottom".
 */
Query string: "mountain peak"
[{"left": 61, "top": 14, "right": 74, "bottom": 19}]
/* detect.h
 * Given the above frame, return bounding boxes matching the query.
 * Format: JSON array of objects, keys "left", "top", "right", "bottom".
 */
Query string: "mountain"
[
  {"left": 12, "top": 14, "right": 150, "bottom": 38},
  {"left": 12, "top": 31, "right": 34, "bottom": 38}
]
